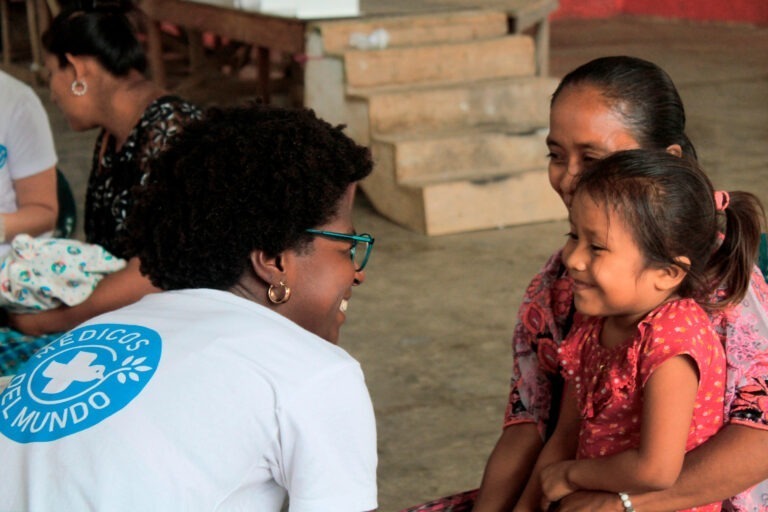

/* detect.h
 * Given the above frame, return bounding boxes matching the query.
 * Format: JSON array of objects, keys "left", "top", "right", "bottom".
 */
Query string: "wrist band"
[
  {"left": 618, "top": 492, "right": 636, "bottom": 512},
  {"left": 0, "top": 215, "right": 6, "bottom": 243}
]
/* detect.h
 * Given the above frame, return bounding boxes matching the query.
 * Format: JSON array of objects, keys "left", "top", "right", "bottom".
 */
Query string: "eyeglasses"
[{"left": 305, "top": 229, "right": 375, "bottom": 271}]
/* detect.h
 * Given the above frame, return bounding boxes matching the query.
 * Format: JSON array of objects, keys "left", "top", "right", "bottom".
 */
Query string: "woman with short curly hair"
[{"left": 0, "top": 104, "right": 378, "bottom": 512}]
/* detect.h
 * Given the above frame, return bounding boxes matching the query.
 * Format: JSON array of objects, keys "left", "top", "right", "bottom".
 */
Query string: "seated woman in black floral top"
[{"left": 8, "top": 0, "right": 202, "bottom": 342}]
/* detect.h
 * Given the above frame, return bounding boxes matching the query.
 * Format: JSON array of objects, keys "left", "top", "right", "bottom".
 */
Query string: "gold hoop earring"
[
  {"left": 71, "top": 80, "right": 87, "bottom": 97},
  {"left": 267, "top": 281, "right": 291, "bottom": 304}
]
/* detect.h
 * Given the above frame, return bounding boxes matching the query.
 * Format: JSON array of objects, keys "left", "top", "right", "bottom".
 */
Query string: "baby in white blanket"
[{"left": 0, "top": 235, "right": 125, "bottom": 313}]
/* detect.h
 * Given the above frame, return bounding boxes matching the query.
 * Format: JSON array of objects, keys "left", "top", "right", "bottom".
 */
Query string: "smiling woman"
[{"left": 0, "top": 104, "right": 379, "bottom": 512}]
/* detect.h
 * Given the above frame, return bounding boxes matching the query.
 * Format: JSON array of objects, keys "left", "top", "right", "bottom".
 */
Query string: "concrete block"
[
  {"left": 350, "top": 76, "right": 559, "bottom": 136},
  {"left": 421, "top": 167, "right": 566, "bottom": 235},
  {"left": 363, "top": 145, "right": 566, "bottom": 235},
  {"left": 343, "top": 35, "right": 535, "bottom": 88},
  {"left": 361, "top": 143, "right": 428, "bottom": 233},
  {"left": 303, "top": 31, "right": 371, "bottom": 145},
  {"left": 376, "top": 127, "right": 549, "bottom": 185},
  {"left": 303, "top": 54, "right": 348, "bottom": 127},
  {"left": 312, "top": 11, "right": 509, "bottom": 54}
]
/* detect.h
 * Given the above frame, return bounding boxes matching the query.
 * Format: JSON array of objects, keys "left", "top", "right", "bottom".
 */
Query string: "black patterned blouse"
[{"left": 85, "top": 96, "right": 202, "bottom": 258}]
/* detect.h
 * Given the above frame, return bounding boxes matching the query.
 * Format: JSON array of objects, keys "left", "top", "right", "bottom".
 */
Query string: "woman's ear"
[
  {"left": 249, "top": 249, "right": 286, "bottom": 285},
  {"left": 665, "top": 144, "right": 683, "bottom": 158},
  {"left": 65, "top": 53, "right": 87, "bottom": 79}
]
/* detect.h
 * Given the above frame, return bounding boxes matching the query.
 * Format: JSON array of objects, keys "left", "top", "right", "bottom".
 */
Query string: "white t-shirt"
[
  {"left": 0, "top": 289, "right": 378, "bottom": 511},
  {"left": 0, "top": 71, "right": 58, "bottom": 255}
]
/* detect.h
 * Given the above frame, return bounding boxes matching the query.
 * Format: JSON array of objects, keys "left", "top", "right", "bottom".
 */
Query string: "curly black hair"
[{"left": 126, "top": 104, "right": 373, "bottom": 291}]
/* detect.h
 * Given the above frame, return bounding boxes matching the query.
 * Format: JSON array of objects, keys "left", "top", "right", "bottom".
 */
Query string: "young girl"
[{"left": 514, "top": 149, "right": 764, "bottom": 512}]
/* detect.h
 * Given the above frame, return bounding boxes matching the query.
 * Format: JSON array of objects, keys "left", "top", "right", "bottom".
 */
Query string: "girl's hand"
[
  {"left": 540, "top": 460, "right": 577, "bottom": 508},
  {"left": 557, "top": 490, "right": 624, "bottom": 512},
  {"left": 511, "top": 506, "right": 534, "bottom": 512}
]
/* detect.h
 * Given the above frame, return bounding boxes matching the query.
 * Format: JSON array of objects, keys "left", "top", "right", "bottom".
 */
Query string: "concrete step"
[
  {"left": 345, "top": 76, "right": 558, "bottom": 143},
  {"left": 300, "top": 13, "right": 564, "bottom": 236},
  {"left": 311, "top": 10, "right": 510, "bottom": 55},
  {"left": 374, "top": 125, "right": 548, "bottom": 185},
  {"left": 362, "top": 147, "right": 565, "bottom": 235},
  {"left": 343, "top": 35, "right": 534, "bottom": 89}
]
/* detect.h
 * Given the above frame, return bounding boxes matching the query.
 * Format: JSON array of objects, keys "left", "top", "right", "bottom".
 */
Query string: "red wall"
[{"left": 553, "top": 0, "right": 768, "bottom": 25}]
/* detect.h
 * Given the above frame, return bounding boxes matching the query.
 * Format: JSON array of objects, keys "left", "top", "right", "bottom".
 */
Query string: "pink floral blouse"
[{"left": 506, "top": 250, "right": 768, "bottom": 511}]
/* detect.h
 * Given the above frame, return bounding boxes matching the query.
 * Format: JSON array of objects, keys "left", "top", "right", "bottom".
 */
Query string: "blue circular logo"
[{"left": 0, "top": 323, "right": 162, "bottom": 443}]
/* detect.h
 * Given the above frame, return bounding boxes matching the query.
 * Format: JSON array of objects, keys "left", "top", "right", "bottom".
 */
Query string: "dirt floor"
[{"left": 10, "top": 13, "right": 768, "bottom": 511}]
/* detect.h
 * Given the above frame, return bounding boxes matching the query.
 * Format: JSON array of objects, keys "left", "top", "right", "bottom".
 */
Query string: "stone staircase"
[{"left": 304, "top": 9, "right": 565, "bottom": 235}]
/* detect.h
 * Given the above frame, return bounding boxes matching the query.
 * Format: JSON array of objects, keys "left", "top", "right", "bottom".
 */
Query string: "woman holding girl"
[
  {"left": 513, "top": 149, "right": 762, "bottom": 511},
  {"left": 473, "top": 56, "right": 768, "bottom": 512}
]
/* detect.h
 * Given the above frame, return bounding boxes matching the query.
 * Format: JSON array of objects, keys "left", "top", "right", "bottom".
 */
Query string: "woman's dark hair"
[
  {"left": 552, "top": 56, "right": 697, "bottom": 161},
  {"left": 127, "top": 104, "right": 373, "bottom": 291},
  {"left": 41, "top": 0, "right": 146, "bottom": 76},
  {"left": 574, "top": 149, "right": 764, "bottom": 309}
]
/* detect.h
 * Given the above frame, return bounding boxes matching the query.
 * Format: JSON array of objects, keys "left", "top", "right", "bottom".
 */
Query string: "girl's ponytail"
[{"left": 708, "top": 191, "right": 765, "bottom": 307}]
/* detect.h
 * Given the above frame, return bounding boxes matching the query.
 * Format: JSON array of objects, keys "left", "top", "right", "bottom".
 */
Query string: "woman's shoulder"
[
  {"left": 141, "top": 96, "right": 203, "bottom": 125},
  {"left": 712, "top": 267, "right": 768, "bottom": 363},
  {"left": 0, "top": 71, "right": 34, "bottom": 101},
  {"left": 518, "top": 248, "right": 573, "bottom": 326},
  {"left": 712, "top": 268, "right": 768, "bottom": 331},
  {"left": 747, "top": 266, "right": 768, "bottom": 305},
  {"left": 0, "top": 72, "right": 48, "bottom": 121},
  {"left": 126, "top": 289, "right": 363, "bottom": 372},
  {"left": 131, "top": 96, "right": 203, "bottom": 151}
]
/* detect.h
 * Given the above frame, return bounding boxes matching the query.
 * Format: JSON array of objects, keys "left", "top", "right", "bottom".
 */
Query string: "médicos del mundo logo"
[{"left": 0, "top": 323, "right": 162, "bottom": 443}]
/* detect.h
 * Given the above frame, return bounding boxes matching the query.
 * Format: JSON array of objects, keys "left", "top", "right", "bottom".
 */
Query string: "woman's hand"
[
  {"left": 540, "top": 460, "right": 577, "bottom": 508},
  {"left": 8, "top": 308, "right": 64, "bottom": 336}
]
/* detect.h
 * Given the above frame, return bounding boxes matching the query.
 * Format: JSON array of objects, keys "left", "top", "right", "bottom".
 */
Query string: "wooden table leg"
[
  {"left": 34, "top": 0, "right": 52, "bottom": 80},
  {"left": 1, "top": 0, "right": 11, "bottom": 67},
  {"left": 25, "top": 0, "right": 42, "bottom": 72},
  {"left": 187, "top": 28, "right": 205, "bottom": 73},
  {"left": 257, "top": 45, "right": 270, "bottom": 104},
  {"left": 36, "top": 0, "right": 51, "bottom": 38},
  {"left": 145, "top": 18, "right": 166, "bottom": 88}
]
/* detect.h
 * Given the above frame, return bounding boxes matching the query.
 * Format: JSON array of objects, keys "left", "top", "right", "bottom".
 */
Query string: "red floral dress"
[
  {"left": 558, "top": 300, "right": 724, "bottom": 511},
  {"left": 560, "top": 299, "right": 725, "bottom": 460}
]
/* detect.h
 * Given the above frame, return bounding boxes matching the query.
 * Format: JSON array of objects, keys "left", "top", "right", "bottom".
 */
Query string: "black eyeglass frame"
[{"left": 305, "top": 229, "right": 375, "bottom": 271}]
